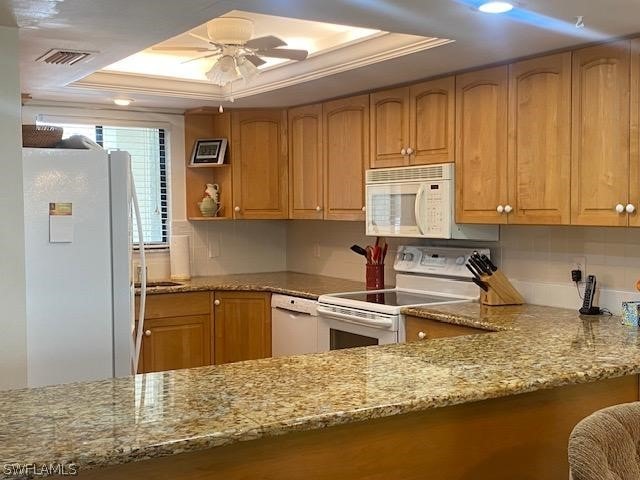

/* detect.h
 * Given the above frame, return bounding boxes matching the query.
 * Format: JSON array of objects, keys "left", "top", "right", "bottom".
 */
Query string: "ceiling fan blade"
[
  {"left": 244, "top": 54, "right": 266, "bottom": 67},
  {"left": 256, "top": 48, "right": 308, "bottom": 61},
  {"left": 245, "top": 35, "right": 287, "bottom": 50},
  {"left": 181, "top": 53, "right": 219, "bottom": 64},
  {"left": 188, "top": 31, "right": 216, "bottom": 44},
  {"left": 152, "top": 46, "right": 213, "bottom": 52}
]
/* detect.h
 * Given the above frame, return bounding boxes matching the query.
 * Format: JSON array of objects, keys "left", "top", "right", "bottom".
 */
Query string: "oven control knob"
[
  {"left": 418, "top": 331, "right": 427, "bottom": 340},
  {"left": 455, "top": 256, "right": 465, "bottom": 265}
]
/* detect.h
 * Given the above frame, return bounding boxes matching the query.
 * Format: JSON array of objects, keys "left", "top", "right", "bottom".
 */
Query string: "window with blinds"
[{"left": 43, "top": 123, "right": 169, "bottom": 247}]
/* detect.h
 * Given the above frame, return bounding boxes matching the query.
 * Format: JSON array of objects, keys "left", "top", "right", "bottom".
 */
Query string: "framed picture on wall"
[{"left": 190, "top": 138, "right": 228, "bottom": 166}]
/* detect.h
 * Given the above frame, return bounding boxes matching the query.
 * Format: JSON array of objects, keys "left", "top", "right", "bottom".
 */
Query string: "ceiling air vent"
[{"left": 36, "top": 49, "right": 94, "bottom": 66}]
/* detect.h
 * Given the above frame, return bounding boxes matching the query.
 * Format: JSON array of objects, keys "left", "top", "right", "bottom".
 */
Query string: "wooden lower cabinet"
[
  {"left": 136, "top": 292, "right": 212, "bottom": 374},
  {"left": 140, "top": 315, "right": 211, "bottom": 374},
  {"left": 405, "top": 315, "right": 488, "bottom": 342},
  {"left": 214, "top": 291, "right": 272, "bottom": 364}
]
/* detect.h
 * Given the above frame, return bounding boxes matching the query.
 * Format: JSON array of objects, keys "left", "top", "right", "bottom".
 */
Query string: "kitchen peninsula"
[{"left": 2, "top": 283, "right": 640, "bottom": 479}]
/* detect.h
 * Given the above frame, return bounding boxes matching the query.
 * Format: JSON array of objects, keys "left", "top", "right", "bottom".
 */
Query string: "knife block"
[{"left": 479, "top": 270, "right": 524, "bottom": 306}]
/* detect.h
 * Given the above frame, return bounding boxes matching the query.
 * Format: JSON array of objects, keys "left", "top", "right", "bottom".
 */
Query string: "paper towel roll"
[{"left": 170, "top": 235, "right": 191, "bottom": 281}]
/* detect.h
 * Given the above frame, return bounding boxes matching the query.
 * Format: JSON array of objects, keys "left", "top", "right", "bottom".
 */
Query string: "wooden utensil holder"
[{"left": 479, "top": 270, "right": 524, "bottom": 306}]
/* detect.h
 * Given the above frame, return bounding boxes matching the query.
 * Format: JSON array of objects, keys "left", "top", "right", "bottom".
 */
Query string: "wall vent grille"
[{"left": 36, "top": 49, "right": 94, "bottom": 66}]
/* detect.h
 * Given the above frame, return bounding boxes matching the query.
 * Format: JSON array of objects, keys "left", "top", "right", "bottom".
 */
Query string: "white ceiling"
[{"left": 8, "top": 0, "right": 640, "bottom": 109}]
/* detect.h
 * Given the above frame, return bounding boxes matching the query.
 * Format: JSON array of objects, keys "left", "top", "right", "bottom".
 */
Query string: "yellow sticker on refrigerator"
[{"left": 49, "top": 202, "right": 73, "bottom": 243}]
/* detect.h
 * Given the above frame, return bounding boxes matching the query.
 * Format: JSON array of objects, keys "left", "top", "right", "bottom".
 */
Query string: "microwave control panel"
[{"left": 422, "top": 182, "right": 447, "bottom": 236}]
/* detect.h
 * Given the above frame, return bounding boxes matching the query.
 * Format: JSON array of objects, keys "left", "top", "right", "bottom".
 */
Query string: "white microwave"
[{"left": 365, "top": 164, "right": 498, "bottom": 240}]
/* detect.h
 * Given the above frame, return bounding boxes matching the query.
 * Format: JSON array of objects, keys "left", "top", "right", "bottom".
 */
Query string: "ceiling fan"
[{"left": 152, "top": 17, "right": 309, "bottom": 86}]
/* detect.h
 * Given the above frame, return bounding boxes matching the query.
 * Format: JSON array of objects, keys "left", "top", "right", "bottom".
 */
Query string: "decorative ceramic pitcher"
[{"left": 198, "top": 184, "right": 221, "bottom": 217}]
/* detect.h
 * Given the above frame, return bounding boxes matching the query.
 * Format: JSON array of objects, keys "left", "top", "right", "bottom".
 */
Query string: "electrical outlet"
[{"left": 571, "top": 256, "right": 586, "bottom": 279}]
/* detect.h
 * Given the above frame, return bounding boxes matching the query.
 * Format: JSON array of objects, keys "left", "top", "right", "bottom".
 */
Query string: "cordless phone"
[{"left": 579, "top": 275, "right": 601, "bottom": 315}]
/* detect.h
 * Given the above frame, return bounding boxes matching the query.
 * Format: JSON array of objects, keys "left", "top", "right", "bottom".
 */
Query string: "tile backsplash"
[{"left": 140, "top": 219, "right": 640, "bottom": 312}]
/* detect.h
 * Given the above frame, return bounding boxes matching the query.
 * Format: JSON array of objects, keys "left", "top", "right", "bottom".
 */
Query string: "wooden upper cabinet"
[
  {"left": 231, "top": 110, "right": 288, "bottom": 219},
  {"left": 571, "top": 40, "right": 631, "bottom": 226},
  {"left": 213, "top": 291, "right": 271, "bottom": 365},
  {"left": 629, "top": 39, "right": 640, "bottom": 227},
  {"left": 455, "top": 66, "right": 509, "bottom": 224},
  {"left": 323, "top": 95, "right": 369, "bottom": 221},
  {"left": 409, "top": 76, "right": 455, "bottom": 165},
  {"left": 369, "top": 87, "right": 410, "bottom": 169},
  {"left": 288, "top": 104, "right": 324, "bottom": 219},
  {"left": 508, "top": 53, "right": 572, "bottom": 225}
]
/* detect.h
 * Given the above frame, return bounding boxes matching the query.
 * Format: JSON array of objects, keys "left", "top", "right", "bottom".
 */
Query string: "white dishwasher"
[{"left": 271, "top": 294, "right": 319, "bottom": 357}]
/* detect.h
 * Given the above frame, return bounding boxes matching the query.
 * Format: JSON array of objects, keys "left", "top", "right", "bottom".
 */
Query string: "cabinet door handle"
[
  {"left": 400, "top": 148, "right": 407, "bottom": 156},
  {"left": 214, "top": 299, "right": 221, "bottom": 306},
  {"left": 144, "top": 330, "right": 151, "bottom": 337},
  {"left": 504, "top": 204, "right": 513, "bottom": 214},
  {"left": 316, "top": 206, "right": 322, "bottom": 212},
  {"left": 362, "top": 206, "right": 366, "bottom": 212},
  {"left": 615, "top": 203, "right": 625, "bottom": 213},
  {"left": 626, "top": 204, "right": 636, "bottom": 213},
  {"left": 496, "top": 205, "right": 504, "bottom": 214},
  {"left": 406, "top": 147, "right": 414, "bottom": 155},
  {"left": 418, "top": 331, "right": 426, "bottom": 339},
  {"left": 234, "top": 206, "right": 241, "bottom": 213}
]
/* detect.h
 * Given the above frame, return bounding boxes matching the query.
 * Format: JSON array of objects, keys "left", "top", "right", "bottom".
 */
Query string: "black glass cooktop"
[{"left": 334, "top": 290, "right": 461, "bottom": 306}]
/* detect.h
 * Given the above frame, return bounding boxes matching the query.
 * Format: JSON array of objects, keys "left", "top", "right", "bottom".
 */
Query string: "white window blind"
[{"left": 41, "top": 122, "right": 169, "bottom": 246}]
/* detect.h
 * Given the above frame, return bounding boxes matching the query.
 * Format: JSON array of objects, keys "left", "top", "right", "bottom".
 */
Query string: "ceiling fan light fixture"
[
  {"left": 236, "top": 56, "right": 259, "bottom": 82},
  {"left": 206, "top": 55, "right": 239, "bottom": 86}
]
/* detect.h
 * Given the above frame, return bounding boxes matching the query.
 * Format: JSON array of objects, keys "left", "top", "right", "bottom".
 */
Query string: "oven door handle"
[
  {"left": 317, "top": 306, "right": 394, "bottom": 328},
  {"left": 414, "top": 183, "right": 427, "bottom": 236}
]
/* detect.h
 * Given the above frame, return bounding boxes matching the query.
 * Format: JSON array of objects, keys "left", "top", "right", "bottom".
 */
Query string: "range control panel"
[{"left": 394, "top": 245, "right": 491, "bottom": 278}]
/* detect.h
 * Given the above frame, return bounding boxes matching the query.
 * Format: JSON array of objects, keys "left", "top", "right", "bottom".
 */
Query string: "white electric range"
[{"left": 317, "top": 246, "right": 490, "bottom": 351}]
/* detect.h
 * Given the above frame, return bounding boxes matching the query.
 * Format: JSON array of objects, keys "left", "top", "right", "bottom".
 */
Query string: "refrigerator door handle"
[{"left": 130, "top": 165, "right": 146, "bottom": 375}]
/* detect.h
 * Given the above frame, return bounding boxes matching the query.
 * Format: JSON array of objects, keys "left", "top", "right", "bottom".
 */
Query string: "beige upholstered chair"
[{"left": 568, "top": 402, "right": 640, "bottom": 480}]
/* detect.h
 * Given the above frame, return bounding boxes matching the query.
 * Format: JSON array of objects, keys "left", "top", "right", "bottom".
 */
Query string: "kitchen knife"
[
  {"left": 350, "top": 245, "right": 368, "bottom": 258},
  {"left": 469, "top": 256, "right": 492, "bottom": 276},
  {"left": 472, "top": 252, "right": 493, "bottom": 274},
  {"left": 471, "top": 277, "right": 489, "bottom": 292},
  {"left": 466, "top": 263, "right": 483, "bottom": 279},
  {"left": 481, "top": 254, "right": 498, "bottom": 272}
]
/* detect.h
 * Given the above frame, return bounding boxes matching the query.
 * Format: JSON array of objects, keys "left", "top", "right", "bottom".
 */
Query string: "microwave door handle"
[{"left": 414, "top": 184, "right": 427, "bottom": 235}]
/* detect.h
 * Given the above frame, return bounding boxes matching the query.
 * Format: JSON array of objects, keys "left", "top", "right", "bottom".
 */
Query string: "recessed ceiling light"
[
  {"left": 113, "top": 98, "right": 133, "bottom": 106},
  {"left": 478, "top": 1, "right": 514, "bottom": 13}
]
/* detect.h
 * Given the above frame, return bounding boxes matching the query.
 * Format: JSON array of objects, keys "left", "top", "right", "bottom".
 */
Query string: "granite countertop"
[
  {"left": 3, "top": 297, "right": 640, "bottom": 477},
  {"left": 141, "top": 271, "right": 366, "bottom": 299}
]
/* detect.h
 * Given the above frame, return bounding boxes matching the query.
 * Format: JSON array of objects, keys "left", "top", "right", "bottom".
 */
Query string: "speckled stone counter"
[
  {"left": 3, "top": 301, "right": 640, "bottom": 477},
  {"left": 141, "top": 271, "right": 365, "bottom": 299}
]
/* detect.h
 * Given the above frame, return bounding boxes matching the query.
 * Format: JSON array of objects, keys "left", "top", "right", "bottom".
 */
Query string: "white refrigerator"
[{"left": 22, "top": 148, "right": 146, "bottom": 387}]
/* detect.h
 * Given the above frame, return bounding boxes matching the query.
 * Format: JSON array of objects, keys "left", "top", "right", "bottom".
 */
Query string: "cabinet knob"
[
  {"left": 615, "top": 203, "right": 625, "bottom": 213},
  {"left": 496, "top": 205, "right": 504, "bottom": 214},
  {"left": 214, "top": 299, "right": 221, "bottom": 306},
  {"left": 504, "top": 204, "right": 513, "bottom": 214},
  {"left": 316, "top": 206, "right": 322, "bottom": 212},
  {"left": 626, "top": 204, "right": 636, "bottom": 213},
  {"left": 362, "top": 206, "right": 366, "bottom": 212},
  {"left": 144, "top": 329, "right": 151, "bottom": 337},
  {"left": 400, "top": 148, "right": 407, "bottom": 156},
  {"left": 234, "top": 206, "right": 241, "bottom": 213},
  {"left": 406, "top": 147, "right": 414, "bottom": 155},
  {"left": 418, "top": 331, "right": 426, "bottom": 340}
]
